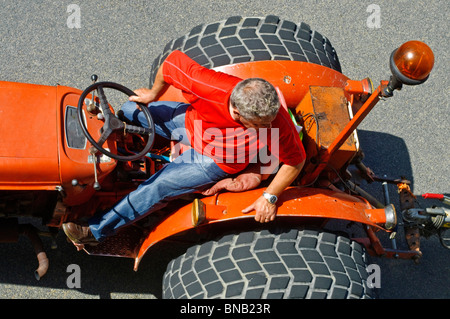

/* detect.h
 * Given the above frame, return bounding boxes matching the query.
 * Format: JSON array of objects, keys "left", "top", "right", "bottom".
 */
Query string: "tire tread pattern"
[
  {"left": 150, "top": 16, "right": 341, "bottom": 86},
  {"left": 162, "top": 229, "right": 373, "bottom": 299}
]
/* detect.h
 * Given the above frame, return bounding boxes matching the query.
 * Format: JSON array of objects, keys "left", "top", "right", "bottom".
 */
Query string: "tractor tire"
[
  {"left": 162, "top": 229, "right": 373, "bottom": 299},
  {"left": 150, "top": 15, "right": 341, "bottom": 87}
]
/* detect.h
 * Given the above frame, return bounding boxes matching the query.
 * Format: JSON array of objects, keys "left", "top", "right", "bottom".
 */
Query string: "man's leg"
[
  {"left": 120, "top": 100, "right": 190, "bottom": 145},
  {"left": 63, "top": 100, "right": 228, "bottom": 244},
  {"left": 88, "top": 148, "right": 229, "bottom": 241}
]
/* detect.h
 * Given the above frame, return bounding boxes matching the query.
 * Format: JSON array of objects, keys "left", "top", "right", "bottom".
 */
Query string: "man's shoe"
[{"left": 62, "top": 221, "right": 99, "bottom": 246}]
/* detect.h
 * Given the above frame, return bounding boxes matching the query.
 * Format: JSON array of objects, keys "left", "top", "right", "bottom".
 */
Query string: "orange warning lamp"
[
  {"left": 383, "top": 41, "right": 434, "bottom": 97},
  {"left": 393, "top": 41, "right": 435, "bottom": 81}
]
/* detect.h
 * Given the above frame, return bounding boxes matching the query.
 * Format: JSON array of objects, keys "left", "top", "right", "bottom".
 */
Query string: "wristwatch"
[{"left": 263, "top": 192, "right": 278, "bottom": 205}]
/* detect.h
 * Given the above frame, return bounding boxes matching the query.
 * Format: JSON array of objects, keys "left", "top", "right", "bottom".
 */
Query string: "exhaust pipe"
[
  {"left": 18, "top": 224, "right": 49, "bottom": 280},
  {"left": 0, "top": 220, "right": 49, "bottom": 280}
]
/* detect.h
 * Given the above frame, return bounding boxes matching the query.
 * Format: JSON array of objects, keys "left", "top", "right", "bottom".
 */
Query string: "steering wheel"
[{"left": 77, "top": 81, "right": 155, "bottom": 162}]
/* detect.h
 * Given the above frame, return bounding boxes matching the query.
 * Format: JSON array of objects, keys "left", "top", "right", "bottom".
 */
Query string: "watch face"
[{"left": 264, "top": 192, "right": 277, "bottom": 204}]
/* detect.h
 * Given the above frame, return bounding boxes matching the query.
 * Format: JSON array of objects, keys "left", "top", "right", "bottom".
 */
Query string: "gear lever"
[
  {"left": 87, "top": 74, "right": 99, "bottom": 113},
  {"left": 89, "top": 146, "right": 101, "bottom": 191}
]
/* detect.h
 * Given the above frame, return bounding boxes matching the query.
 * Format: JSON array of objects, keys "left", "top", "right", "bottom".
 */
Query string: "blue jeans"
[{"left": 89, "top": 101, "right": 229, "bottom": 241}]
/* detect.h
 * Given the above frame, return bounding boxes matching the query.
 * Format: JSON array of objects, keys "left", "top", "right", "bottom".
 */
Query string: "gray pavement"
[{"left": 0, "top": 0, "right": 448, "bottom": 299}]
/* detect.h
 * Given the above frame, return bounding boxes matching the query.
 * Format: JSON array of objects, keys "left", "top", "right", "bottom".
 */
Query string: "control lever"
[
  {"left": 422, "top": 193, "right": 450, "bottom": 206},
  {"left": 87, "top": 74, "right": 99, "bottom": 113},
  {"left": 89, "top": 147, "right": 101, "bottom": 191}
]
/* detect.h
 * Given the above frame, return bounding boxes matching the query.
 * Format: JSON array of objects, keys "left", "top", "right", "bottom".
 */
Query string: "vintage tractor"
[{"left": 0, "top": 16, "right": 447, "bottom": 299}]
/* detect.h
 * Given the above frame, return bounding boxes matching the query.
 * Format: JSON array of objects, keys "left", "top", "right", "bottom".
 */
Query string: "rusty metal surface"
[
  {"left": 295, "top": 86, "right": 358, "bottom": 179},
  {"left": 308, "top": 87, "right": 356, "bottom": 150},
  {"left": 398, "top": 183, "right": 423, "bottom": 263}
]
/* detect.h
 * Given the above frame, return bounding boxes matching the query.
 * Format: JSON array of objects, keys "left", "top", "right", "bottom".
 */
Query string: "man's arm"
[
  {"left": 129, "top": 65, "right": 168, "bottom": 104},
  {"left": 241, "top": 160, "right": 304, "bottom": 223}
]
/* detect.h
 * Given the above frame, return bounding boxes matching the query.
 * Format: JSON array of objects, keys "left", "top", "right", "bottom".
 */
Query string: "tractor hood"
[{"left": 0, "top": 81, "right": 59, "bottom": 189}]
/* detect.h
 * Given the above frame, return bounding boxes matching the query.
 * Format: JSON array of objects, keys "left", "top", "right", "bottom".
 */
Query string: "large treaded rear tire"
[
  {"left": 150, "top": 15, "right": 341, "bottom": 86},
  {"left": 162, "top": 229, "right": 373, "bottom": 299}
]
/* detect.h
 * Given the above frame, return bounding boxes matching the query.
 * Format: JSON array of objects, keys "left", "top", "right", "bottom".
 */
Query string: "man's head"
[{"left": 230, "top": 78, "right": 280, "bottom": 129}]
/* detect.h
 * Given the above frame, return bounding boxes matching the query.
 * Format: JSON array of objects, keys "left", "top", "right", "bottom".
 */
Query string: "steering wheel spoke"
[
  {"left": 97, "top": 128, "right": 113, "bottom": 147},
  {"left": 125, "top": 123, "right": 153, "bottom": 136},
  {"left": 96, "top": 85, "right": 113, "bottom": 119},
  {"left": 77, "top": 82, "right": 155, "bottom": 162}
]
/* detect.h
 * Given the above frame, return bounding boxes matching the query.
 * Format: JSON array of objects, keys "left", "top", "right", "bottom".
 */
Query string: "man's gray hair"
[{"left": 230, "top": 78, "right": 280, "bottom": 121}]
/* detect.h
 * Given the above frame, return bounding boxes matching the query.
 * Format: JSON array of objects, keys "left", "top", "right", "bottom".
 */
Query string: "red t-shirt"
[{"left": 162, "top": 50, "right": 305, "bottom": 174}]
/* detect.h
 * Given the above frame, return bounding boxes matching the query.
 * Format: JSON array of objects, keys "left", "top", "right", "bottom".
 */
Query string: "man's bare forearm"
[
  {"left": 129, "top": 65, "right": 169, "bottom": 104},
  {"left": 265, "top": 161, "right": 305, "bottom": 197},
  {"left": 151, "top": 65, "right": 169, "bottom": 96}
]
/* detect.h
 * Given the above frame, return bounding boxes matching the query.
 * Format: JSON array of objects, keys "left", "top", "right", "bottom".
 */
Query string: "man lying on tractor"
[{"left": 62, "top": 50, "right": 306, "bottom": 248}]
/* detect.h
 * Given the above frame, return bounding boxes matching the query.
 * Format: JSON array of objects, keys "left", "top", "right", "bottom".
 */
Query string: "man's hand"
[
  {"left": 201, "top": 170, "right": 262, "bottom": 196},
  {"left": 129, "top": 88, "right": 158, "bottom": 105},
  {"left": 240, "top": 161, "right": 304, "bottom": 223},
  {"left": 129, "top": 65, "right": 168, "bottom": 105},
  {"left": 242, "top": 195, "right": 277, "bottom": 223}
]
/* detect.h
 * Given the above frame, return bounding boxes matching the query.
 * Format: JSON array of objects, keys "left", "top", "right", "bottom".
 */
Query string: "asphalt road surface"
[{"left": 0, "top": 0, "right": 448, "bottom": 300}]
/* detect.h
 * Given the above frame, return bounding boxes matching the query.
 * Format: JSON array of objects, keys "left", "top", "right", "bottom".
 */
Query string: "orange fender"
[
  {"left": 157, "top": 60, "right": 349, "bottom": 109},
  {"left": 133, "top": 186, "right": 394, "bottom": 270}
]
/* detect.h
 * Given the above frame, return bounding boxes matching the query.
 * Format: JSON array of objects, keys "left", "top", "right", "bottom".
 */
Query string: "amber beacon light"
[{"left": 383, "top": 40, "right": 435, "bottom": 97}]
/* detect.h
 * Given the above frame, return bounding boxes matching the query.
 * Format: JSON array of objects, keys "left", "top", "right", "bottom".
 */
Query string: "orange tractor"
[{"left": 0, "top": 16, "right": 447, "bottom": 299}]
